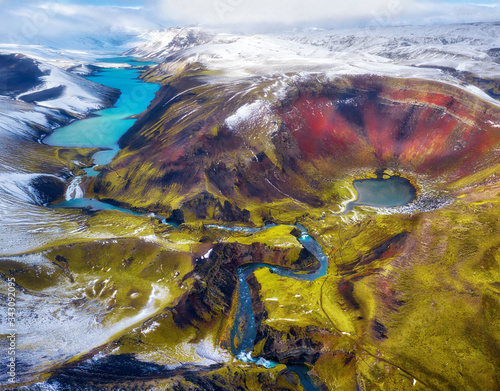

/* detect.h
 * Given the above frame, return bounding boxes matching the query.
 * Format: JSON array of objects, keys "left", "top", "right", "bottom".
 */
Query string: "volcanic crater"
[{"left": 90, "top": 74, "right": 500, "bottom": 223}]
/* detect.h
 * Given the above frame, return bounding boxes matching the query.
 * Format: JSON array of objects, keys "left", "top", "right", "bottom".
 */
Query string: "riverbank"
[{"left": 1, "top": 48, "right": 499, "bottom": 391}]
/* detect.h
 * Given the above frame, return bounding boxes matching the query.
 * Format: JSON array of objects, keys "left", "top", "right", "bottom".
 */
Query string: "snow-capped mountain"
[
  {"left": 1, "top": 20, "right": 500, "bottom": 391},
  {"left": 93, "top": 21, "right": 500, "bottom": 224},
  {"left": 0, "top": 43, "right": 121, "bottom": 72},
  {"left": 0, "top": 53, "right": 118, "bottom": 114},
  {"left": 279, "top": 22, "right": 500, "bottom": 78},
  {"left": 0, "top": 53, "right": 119, "bottom": 254},
  {"left": 129, "top": 23, "right": 500, "bottom": 95},
  {"left": 125, "top": 27, "right": 225, "bottom": 59},
  {"left": 0, "top": 52, "right": 119, "bottom": 167},
  {"left": 129, "top": 23, "right": 500, "bottom": 63},
  {"left": 122, "top": 23, "right": 500, "bottom": 123}
]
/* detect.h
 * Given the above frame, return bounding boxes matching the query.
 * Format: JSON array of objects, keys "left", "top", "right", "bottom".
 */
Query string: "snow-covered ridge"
[
  {"left": 281, "top": 22, "right": 500, "bottom": 52},
  {"left": 0, "top": 53, "right": 119, "bottom": 116},
  {"left": 0, "top": 52, "right": 119, "bottom": 174},
  {"left": 0, "top": 52, "right": 120, "bottom": 255},
  {"left": 278, "top": 22, "right": 500, "bottom": 78},
  {"left": 0, "top": 44, "right": 112, "bottom": 70},
  {"left": 130, "top": 23, "right": 500, "bottom": 78},
  {"left": 131, "top": 23, "right": 500, "bottom": 108},
  {"left": 125, "top": 26, "right": 236, "bottom": 59},
  {"left": 129, "top": 23, "right": 500, "bottom": 67},
  {"left": 18, "top": 60, "right": 116, "bottom": 113}
]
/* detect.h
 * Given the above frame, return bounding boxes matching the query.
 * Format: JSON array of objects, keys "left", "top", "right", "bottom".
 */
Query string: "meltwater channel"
[{"left": 41, "top": 58, "right": 416, "bottom": 390}]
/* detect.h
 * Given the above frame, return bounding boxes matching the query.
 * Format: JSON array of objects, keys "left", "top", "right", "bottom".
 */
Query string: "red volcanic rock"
[
  {"left": 91, "top": 74, "right": 500, "bottom": 221},
  {"left": 279, "top": 76, "right": 500, "bottom": 180}
]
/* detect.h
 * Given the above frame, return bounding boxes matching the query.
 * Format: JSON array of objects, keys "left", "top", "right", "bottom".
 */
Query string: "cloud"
[
  {"left": 157, "top": 0, "right": 407, "bottom": 27},
  {"left": 0, "top": 0, "right": 499, "bottom": 48},
  {"left": 0, "top": 1, "right": 160, "bottom": 48},
  {"left": 155, "top": 0, "right": 500, "bottom": 31}
]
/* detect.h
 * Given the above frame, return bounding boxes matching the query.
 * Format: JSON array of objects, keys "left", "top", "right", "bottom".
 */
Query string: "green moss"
[
  {"left": 448, "top": 163, "right": 500, "bottom": 190},
  {"left": 253, "top": 268, "right": 331, "bottom": 330},
  {"left": 349, "top": 190, "right": 500, "bottom": 389},
  {"left": 56, "top": 147, "right": 102, "bottom": 175},
  {"left": 313, "top": 352, "right": 358, "bottom": 390},
  {"left": 226, "top": 225, "right": 302, "bottom": 257},
  {"left": 0, "top": 258, "right": 65, "bottom": 291},
  {"left": 116, "top": 313, "right": 206, "bottom": 364},
  {"left": 234, "top": 180, "right": 500, "bottom": 389},
  {"left": 300, "top": 212, "right": 419, "bottom": 275},
  {"left": 7, "top": 58, "right": 500, "bottom": 389},
  {"left": 40, "top": 239, "right": 191, "bottom": 323}
]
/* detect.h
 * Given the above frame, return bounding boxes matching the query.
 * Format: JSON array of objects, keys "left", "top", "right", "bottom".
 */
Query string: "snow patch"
[
  {"left": 194, "top": 338, "right": 231, "bottom": 364},
  {"left": 198, "top": 248, "right": 213, "bottom": 261},
  {"left": 487, "top": 120, "right": 500, "bottom": 128},
  {"left": 225, "top": 100, "right": 280, "bottom": 148},
  {"left": 226, "top": 101, "right": 264, "bottom": 129},
  {"left": 142, "top": 321, "right": 160, "bottom": 334},
  {"left": 0, "top": 172, "right": 55, "bottom": 205}
]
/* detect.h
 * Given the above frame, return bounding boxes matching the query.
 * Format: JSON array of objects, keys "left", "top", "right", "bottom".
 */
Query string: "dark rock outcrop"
[
  {"left": 0, "top": 53, "right": 45, "bottom": 97},
  {"left": 29, "top": 175, "right": 66, "bottom": 205},
  {"left": 173, "top": 241, "right": 318, "bottom": 329},
  {"left": 90, "top": 73, "right": 500, "bottom": 223}
]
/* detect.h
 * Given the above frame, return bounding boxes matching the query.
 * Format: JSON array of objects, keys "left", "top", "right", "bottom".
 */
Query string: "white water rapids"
[{"left": 65, "top": 176, "right": 84, "bottom": 200}]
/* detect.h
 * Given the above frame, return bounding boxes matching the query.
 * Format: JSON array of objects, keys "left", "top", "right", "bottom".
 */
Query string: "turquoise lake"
[
  {"left": 44, "top": 57, "right": 159, "bottom": 176},
  {"left": 43, "top": 58, "right": 412, "bottom": 391}
]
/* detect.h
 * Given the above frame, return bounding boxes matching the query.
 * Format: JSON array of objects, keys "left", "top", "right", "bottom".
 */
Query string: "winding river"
[
  {"left": 44, "top": 59, "right": 416, "bottom": 390},
  {"left": 224, "top": 224, "right": 329, "bottom": 390}
]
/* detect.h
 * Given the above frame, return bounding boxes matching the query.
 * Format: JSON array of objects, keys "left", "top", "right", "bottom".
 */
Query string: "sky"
[{"left": 0, "top": 0, "right": 499, "bottom": 47}]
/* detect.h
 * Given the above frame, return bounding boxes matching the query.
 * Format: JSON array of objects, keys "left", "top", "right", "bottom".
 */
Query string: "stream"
[
  {"left": 224, "top": 223, "right": 329, "bottom": 390},
  {"left": 43, "top": 59, "right": 416, "bottom": 390},
  {"left": 45, "top": 57, "right": 169, "bottom": 218}
]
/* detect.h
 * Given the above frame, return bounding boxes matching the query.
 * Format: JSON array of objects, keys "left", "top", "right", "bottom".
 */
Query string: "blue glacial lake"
[{"left": 44, "top": 57, "right": 159, "bottom": 176}]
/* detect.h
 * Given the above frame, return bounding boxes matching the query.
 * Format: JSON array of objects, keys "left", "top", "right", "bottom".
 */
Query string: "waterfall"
[{"left": 65, "top": 176, "right": 84, "bottom": 200}]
